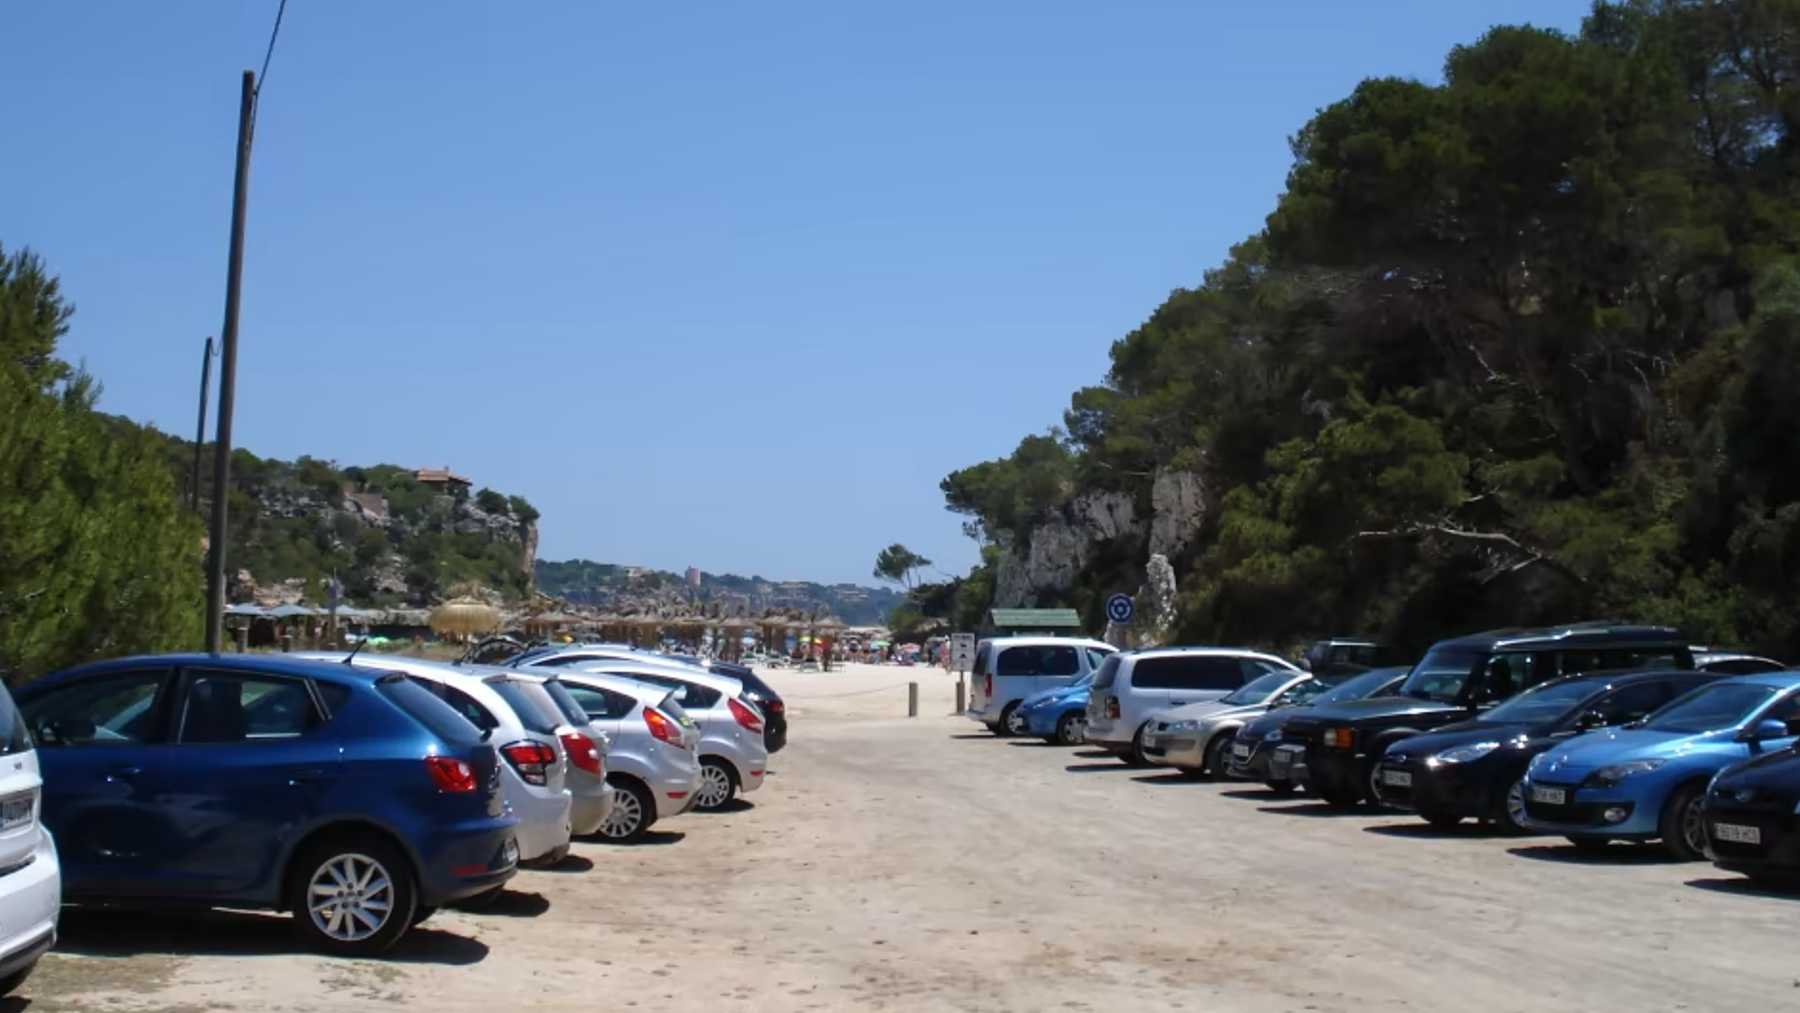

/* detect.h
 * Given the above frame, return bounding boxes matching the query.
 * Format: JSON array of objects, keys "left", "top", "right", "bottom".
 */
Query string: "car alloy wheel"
[
  {"left": 1005, "top": 706, "right": 1029, "bottom": 736},
  {"left": 995, "top": 703, "right": 1021, "bottom": 738},
  {"left": 696, "top": 761, "right": 736, "bottom": 810},
  {"left": 1659, "top": 784, "right": 1707, "bottom": 861},
  {"left": 307, "top": 852, "right": 395, "bottom": 944},
  {"left": 1056, "top": 711, "right": 1086, "bottom": 746},
  {"left": 1208, "top": 736, "right": 1234, "bottom": 780},
  {"left": 602, "top": 788, "right": 646, "bottom": 840},
  {"left": 1500, "top": 780, "right": 1529, "bottom": 833}
]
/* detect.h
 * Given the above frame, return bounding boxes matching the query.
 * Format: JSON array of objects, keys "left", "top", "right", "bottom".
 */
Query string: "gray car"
[
  {"left": 542, "top": 672, "right": 703, "bottom": 842},
  {"left": 1141, "top": 670, "right": 1317, "bottom": 777}
]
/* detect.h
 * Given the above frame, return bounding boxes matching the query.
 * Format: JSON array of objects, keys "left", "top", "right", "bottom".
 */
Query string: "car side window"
[
  {"left": 566, "top": 684, "right": 636, "bottom": 720},
  {"left": 21, "top": 670, "right": 170, "bottom": 747},
  {"left": 1593, "top": 682, "right": 1672, "bottom": 725},
  {"left": 995, "top": 648, "right": 1037, "bottom": 677},
  {"left": 1085, "top": 649, "right": 1109, "bottom": 671},
  {"left": 1039, "top": 647, "right": 1079, "bottom": 677},
  {"left": 1764, "top": 692, "right": 1800, "bottom": 734},
  {"left": 1194, "top": 657, "right": 1250, "bottom": 690},
  {"left": 1478, "top": 653, "right": 1550, "bottom": 703},
  {"left": 179, "top": 671, "right": 319, "bottom": 743},
  {"left": 1130, "top": 658, "right": 1177, "bottom": 689}
]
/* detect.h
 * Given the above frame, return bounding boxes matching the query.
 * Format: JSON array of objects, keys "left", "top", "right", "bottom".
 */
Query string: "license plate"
[
  {"left": 1530, "top": 785, "right": 1567, "bottom": 806},
  {"left": 1233, "top": 744, "right": 1251, "bottom": 760},
  {"left": 0, "top": 794, "right": 30, "bottom": 832},
  {"left": 1713, "top": 823, "right": 1761, "bottom": 845},
  {"left": 1381, "top": 769, "right": 1412, "bottom": 788}
]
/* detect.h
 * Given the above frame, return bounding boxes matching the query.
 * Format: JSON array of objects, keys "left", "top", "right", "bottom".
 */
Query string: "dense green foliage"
[
  {"left": 0, "top": 247, "right": 203, "bottom": 683},
  {"left": 942, "top": 1, "right": 1800, "bottom": 656}
]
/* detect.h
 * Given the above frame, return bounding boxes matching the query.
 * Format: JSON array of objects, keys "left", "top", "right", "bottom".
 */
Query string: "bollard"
[
  {"left": 281, "top": 633, "right": 293, "bottom": 653},
  {"left": 234, "top": 625, "right": 249, "bottom": 653},
  {"left": 955, "top": 677, "right": 965, "bottom": 715},
  {"left": 908, "top": 682, "right": 919, "bottom": 718}
]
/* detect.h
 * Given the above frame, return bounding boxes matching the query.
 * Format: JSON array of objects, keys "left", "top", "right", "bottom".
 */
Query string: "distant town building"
[
  {"left": 414, "top": 466, "right": 472, "bottom": 493},
  {"left": 686, "top": 566, "right": 702, "bottom": 588}
]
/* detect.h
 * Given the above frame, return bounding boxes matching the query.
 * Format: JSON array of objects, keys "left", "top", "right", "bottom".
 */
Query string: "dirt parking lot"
[{"left": 15, "top": 662, "right": 1800, "bottom": 1012}]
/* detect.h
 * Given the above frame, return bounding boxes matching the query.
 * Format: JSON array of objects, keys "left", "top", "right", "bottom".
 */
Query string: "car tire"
[
  {"left": 1125, "top": 723, "right": 1154, "bottom": 767},
  {"left": 410, "top": 905, "right": 438, "bottom": 928},
  {"left": 696, "top": 758, "right": 738, "bottom": 811},
  {"left": 1492, "top": 780, "right": 1529, "bottom": 835},
  {"left": 1206, "top": 735, "right": 1235, "bottom": 780},
  {"left": 1264, "top": 781, "right": 1297, "bottom": 795},
  {"left": 1054, "top": 711, "right": 1086, "bottom": 746},
  {"left": 995, "top": 703, "right": 1021, "bottom": 738},
  {"left": 1318, "top": 784, "right": 1362, "bottom": 809},
  {"left": 0, "top": 961, "right": 36, "bottom": 997},
  {"left": 599, "top": 776, "right": 656, "bottom": 843},
  {"left": 1566, "top": 836, "right": 1610, "bottom": 852},
  {"left": 290, "top": 834, "right": 418, "bottom": 957},
  {"left": 1421, "top": 811, "right": 1462, "bottom": 830},
  {"left": 1659, "top": 783, "right": 1707, "bottom": 861}
]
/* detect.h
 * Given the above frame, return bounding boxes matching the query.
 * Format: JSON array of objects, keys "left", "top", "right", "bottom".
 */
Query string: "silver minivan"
[
  {"left": 0, "top": 679, "right": 59, "bottom": 998},
  {"left": 1085, "top": 648, "right": 1301, "bottom": 765},
  {"left": 965, "top": 637, "right": 1115, "bottom": 736}
]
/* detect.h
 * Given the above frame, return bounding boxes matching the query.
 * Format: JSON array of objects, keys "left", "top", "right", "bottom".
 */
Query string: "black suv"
[
  {"left": 1280, "top": 623, "right": 1694, "bottom": 808},
  {"left": 1302, "top": 638, "right": 1404, "bottom": 677}
]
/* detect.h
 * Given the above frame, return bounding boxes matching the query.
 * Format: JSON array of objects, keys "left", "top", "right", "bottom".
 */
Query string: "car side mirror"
[
  {"left": 1750, "top": 719, "right": 1789, "bottom": 742},
  {"left": 1575, "top": 710, "right": 1608, "bottom": 731}
]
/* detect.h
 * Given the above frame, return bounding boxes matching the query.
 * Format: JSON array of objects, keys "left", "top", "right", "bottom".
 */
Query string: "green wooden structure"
[{"left": 986, "top": 608, "right": 1084, "bottom": 636}]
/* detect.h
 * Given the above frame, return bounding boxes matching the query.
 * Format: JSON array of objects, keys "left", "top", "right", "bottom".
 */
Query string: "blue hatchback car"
[
  {"left": 1019, "top": 672, "right": 1096, "bottom": 745},
  {"left": 14, "top": 654, "right": 519, "bottom": 955},
  {"left": 1519, "top": 672, "right": 1800, "bottom": 859}
]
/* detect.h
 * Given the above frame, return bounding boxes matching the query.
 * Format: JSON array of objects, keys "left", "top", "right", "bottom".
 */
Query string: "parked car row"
[
  {"left": 0, "top": 642, "right": 785, "bottom": 985},
  {"left": 965, "top": 622, "right": 1800, "bottom": 888}
]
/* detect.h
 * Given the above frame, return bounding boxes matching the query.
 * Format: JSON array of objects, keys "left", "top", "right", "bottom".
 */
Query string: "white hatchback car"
[
  {"left": 0, "top": 680, "right": 59, "bottom": 998},
  {"left": 1085, "top": 648, "right": 1302, "bottom": 765},
  {"left": 570, "top": 661, "right": 768, "bottom": 811},
  {"left": 965, "top": 637, "right": 1115, "bottom": 736},
  {"left": 545, "top": 672, "right": 703, "bottom": 842}
]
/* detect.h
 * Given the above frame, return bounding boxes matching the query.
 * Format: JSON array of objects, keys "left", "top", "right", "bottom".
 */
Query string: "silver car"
[
  {"left": 296, "top": 653, "right": 579, "bottom": 864},
  {"left": 483, "top": 672, "right": 615, "bottom": 838},
  {"left": 549, "top": 672, "right": 703, "bottom": 842},
  {"left": 1141, "top": 669, "right": 1317, "bottom": 777},
  {"left": 569, "top": 660, "right": 768, "bottom": 811}
]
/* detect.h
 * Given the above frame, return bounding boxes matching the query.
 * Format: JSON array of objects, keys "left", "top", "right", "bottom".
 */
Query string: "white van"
[
  {"left": 0, "top": 680, "right": 59, "bottom": 998},
  {"left": 965, "top": 637, "right": 1115, "bottom": 736},
  {"left": 1084, "top": 648, "right": 1300, "bottom": 764}
]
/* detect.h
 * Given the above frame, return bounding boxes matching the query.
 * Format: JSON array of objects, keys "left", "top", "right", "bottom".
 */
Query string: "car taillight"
[
  {"left": 644, "top": 707, "right": 680, "bottom": 745},
  {"left": 763, "top": 698, "right": 785, "bottom": 715},
  {"left": 560, "top": 731, "right": 602, "bottom": 776},
  {"left": 1105, "top": 695, "right": 1120, "bottom": 720},
  {"left": 729, "top": 697, "right": 764, "bottom": 732},
  {"left": 1322, "top": 727, "right": 1356, "bottom": 749},
  {"left": 424, "top": 755, "right": 478, "bottom": 793},
  {"left": 984, "top": 673, "right": 992, "bottom": 698},
  {"left": 500, "top": 741, "right": 557, "bottom": 786}
]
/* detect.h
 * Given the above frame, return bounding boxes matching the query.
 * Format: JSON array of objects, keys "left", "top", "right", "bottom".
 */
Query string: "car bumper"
[
  {"left": 964, "top": 706, "right": 1000, "bottom": 725},
  {"left": 512, "top": 792, "right": 574, "bottom": 863},
  {"left": 1022, "top": 706, "right": 1063, "bottom": 736},
  {"left": 1227, "top": 740, "right": 1276, "bottom": 781},
  {"left": 1083, "top": 717, "right": 1130, "bottom": 747},
  {"left": 0, "top": 832, "right": 60, "bottom": 981},
  {"left": 1373, "top": 760, "right": 1499, "bottom": 817},
  {"left": 652, "top": 772, "right": 703, "bottom": 820},
  {"left": 740, "top": 765, "right": 766, "bottom": 795},
  {"left": 569, "top": 781, "right": 614, "bottom": 837},
  {"left": 415, "top": 820, "right": 520, "bottom": 905},
  {"left": 1297, "top": 747, "right": 1366, "bottom": 797},
  {"left": 1703, "top": 805, "right": 1800, "bottom": 876},
  {"left": 1142, "top": 730, "right": 1206, "bottom": 768},
  {"left": 1519, "top": 782, "right": 1655, "bottom": 837}
]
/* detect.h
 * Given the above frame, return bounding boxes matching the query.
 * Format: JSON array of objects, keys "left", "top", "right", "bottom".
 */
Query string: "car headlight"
[
  {"left": 1166, "top": 720, "right": 1200, "bottom": 733},
  {"left": 1264, "top": 728, "right": 1283, "bottom": 742},
  {"left": 1585, "top": 758, "right": 1666, "bottom": 787},
  {"left": 1434, "top": 741, "right": 1500, "bottom": 765}
]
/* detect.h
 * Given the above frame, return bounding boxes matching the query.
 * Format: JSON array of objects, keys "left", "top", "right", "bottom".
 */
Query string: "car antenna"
[{"left": 342, "top": 638, "right": 367, "bottom": 665}]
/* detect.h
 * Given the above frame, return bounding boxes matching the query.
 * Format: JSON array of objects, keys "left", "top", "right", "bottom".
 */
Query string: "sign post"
[{"left": 950, "top": 632, "right": 976, "bottom": 714}]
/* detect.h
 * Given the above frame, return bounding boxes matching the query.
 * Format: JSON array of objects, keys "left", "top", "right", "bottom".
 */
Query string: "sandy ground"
[{"left": 14, "top": 661, "right": 1800, "bottom": 1012}]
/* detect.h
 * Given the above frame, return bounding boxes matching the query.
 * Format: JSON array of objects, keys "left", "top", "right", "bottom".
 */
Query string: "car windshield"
[
  {"left": 0, "top": 683, "right": 28, "bottom": 756},
  {"left": 1311, "top": 668, "right": 1404, "bottom": 705},
  {"left": 1221, "top": 672, "right": 1294, "bottom": 706},
  {"left": 1274, "top": 679, "right": 1337, "bottom": 707},
  {"left": 1479, "top": 679, "right": 1603, "bottom": 724},
  {"left": 1400, "top": 649, "right": 1482, "bottom": 703},
  {"left": 1643, "top": 683, "right": 1778, "bottom": 734},
  {"left": 488, "top": 680, "right": 565, "bottom": 734}
]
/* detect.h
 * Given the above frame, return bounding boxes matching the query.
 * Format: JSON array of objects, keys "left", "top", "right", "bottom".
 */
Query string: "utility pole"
[
  {"left": 190, "top": 336, "right": 212, "bottom": 513},
  {"left": 204, "top": 70, "right": 256, "bottom": 653}
]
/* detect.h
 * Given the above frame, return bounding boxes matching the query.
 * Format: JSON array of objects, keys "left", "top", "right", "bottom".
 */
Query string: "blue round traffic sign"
[{"left": 1105, "top": 593, "right": 1135, "bottom": 624}]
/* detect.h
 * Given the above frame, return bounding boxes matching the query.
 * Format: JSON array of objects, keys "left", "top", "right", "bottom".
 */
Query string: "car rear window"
[
  {"left": 657, "top": 692, "right": 696, "bottom": 729},
  {"left": 377, "top": 675, "right": 482, "bottom": 745},
  {"left": 1092, "top": 654, "right": 1122, "bottom": 690},
  {"left": 488, "top": 680, "right": 565, "bottom": 734},
  {"left": 730, "top": 669, "right": 780, "bottom": 700},
  {"left": 0, "top": 683, "right": 29, "bottom": 756},
  {"left": 540, "top": 679, "right": 592, "bottom": 725}
]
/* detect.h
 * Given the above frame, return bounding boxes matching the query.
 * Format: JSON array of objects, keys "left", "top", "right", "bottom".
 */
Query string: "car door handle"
[
  {"left": 104, "top": 766, "right": 142, "bottom": 783},
  {"left": 1171, "top": 700, "right": 1187, "bottom": 706}
]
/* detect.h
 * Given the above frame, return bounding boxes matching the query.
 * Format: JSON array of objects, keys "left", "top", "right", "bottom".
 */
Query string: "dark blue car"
[{"left": 14, "top": 654, "right": 519, "bottom": 955}]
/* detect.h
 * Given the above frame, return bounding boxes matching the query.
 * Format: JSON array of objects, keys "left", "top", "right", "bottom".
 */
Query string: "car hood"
[
  {"left": 1384, "top": 721, "right": 1538, "bottom": 759},
  {"left": 1294, "top": 696, "right": 1461, "bottom": 724},
  {"left": 1533, "top": 727, "right": 1726, "bottom": 778},
  {"left": 1712, "top": 747, "right": 1800, "bottom": 797},
  {"left": 1023, "top": 685, "right": 1088, "bottom": 709},
  {"left": 1158, "top": 699, "right": 1262, "bottom": 724}
]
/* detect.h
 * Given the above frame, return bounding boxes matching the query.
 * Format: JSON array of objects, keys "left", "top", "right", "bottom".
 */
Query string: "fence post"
[{"left": 908, "top": 682, "right": 919, "bottom": 718}]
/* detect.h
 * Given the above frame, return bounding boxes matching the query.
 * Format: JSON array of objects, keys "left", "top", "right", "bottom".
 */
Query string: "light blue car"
[
  {"left": 1019, "top": 672, "right": 1095, "bottom": 745},
  {"left": 1519, "top": 672, "right": 1800, "bottom": 858}
]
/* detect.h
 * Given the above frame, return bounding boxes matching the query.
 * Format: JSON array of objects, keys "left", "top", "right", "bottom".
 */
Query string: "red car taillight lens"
[
  {"left": 1105, "top": 695, "right": 1120, "bottom": 720},
  {"left": 499, "top": 741, "right": 556, "bottom": 786},
  {"left": 729, "top": 697, "right": 764, "bottom": 732},
  {"left": 984, "top": 673, "right": 992, "bottom": 698},
  {"left": 424, "top": 755, "right": 478, "bottom": 793},
  {"left": 644, "top": 707, "right": 680, "bottom": 745},
  {"left": 560, "top": 731, "right": 602, "bottom": 775},
  {"left": 764, "top": 698, "right": 785, "bottom": 715}
]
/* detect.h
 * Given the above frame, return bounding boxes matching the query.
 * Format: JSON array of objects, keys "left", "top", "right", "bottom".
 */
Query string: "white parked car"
[
  {"left": 569, "top": 660, "right": 768, "bottom": 811},
  {"left": 296, "top": 653, "right": 587, "bottom": 863},
  {"left": 1085, "top": 648, "right": 1302, "bottom": 765},
  {"left": 0, "top": 679, "right": 58, "bottom": 998},
  {"left": 542, "top": 672, "right": 703, "bottom": 842},
  {"left": 965, "top": 637, "right": 1115, "bottom": 736}
]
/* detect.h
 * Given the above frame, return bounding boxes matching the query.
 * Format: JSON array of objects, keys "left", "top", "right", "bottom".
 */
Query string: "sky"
[{"left": 2, "top": 0, "right": 1588, "bottom": 587}]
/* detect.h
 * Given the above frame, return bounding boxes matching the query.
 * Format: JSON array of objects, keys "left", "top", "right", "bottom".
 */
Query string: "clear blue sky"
[{"left": 2, "top": 0, "right": 1587, "bottom": 586}]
